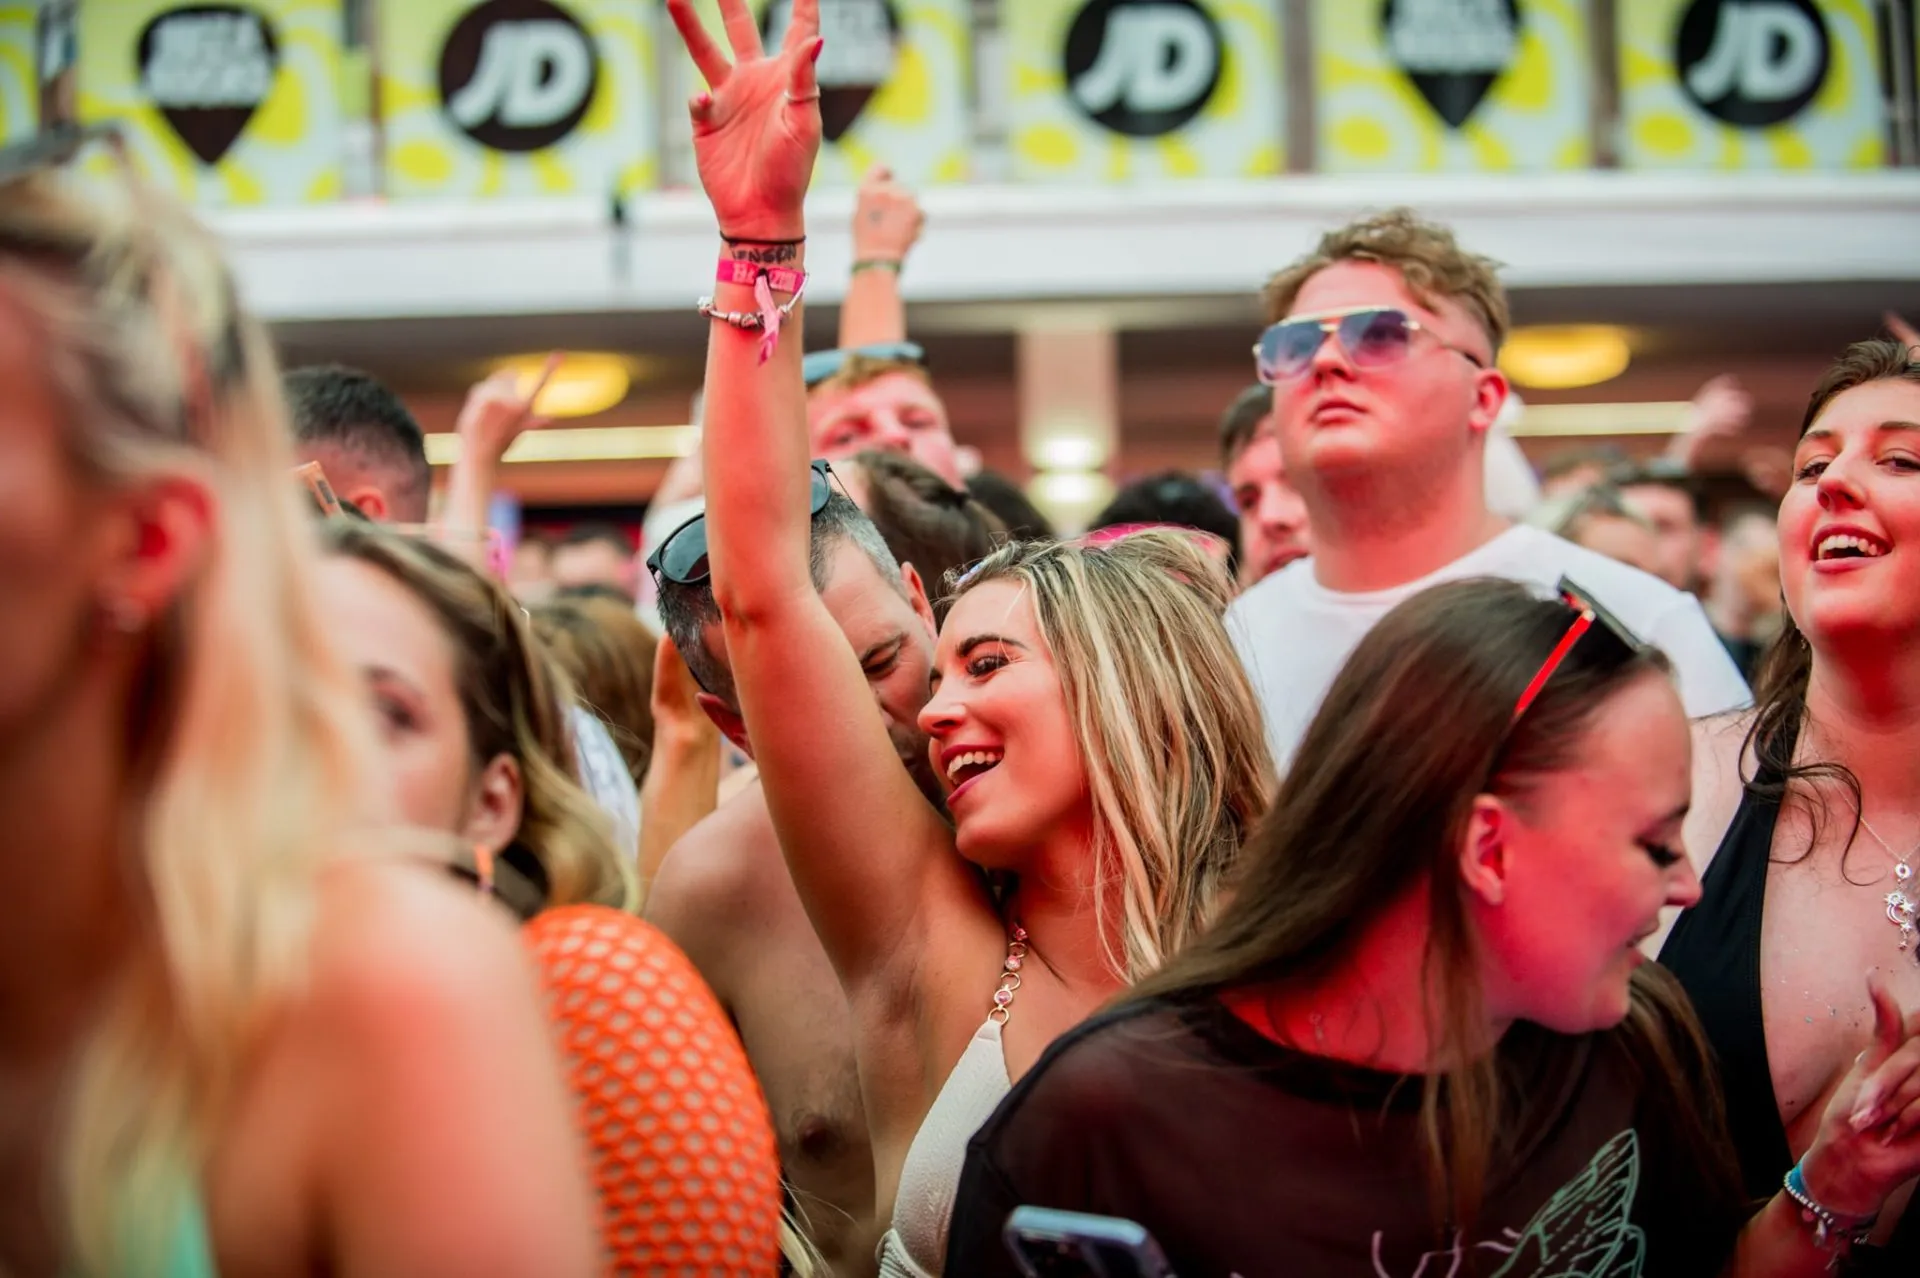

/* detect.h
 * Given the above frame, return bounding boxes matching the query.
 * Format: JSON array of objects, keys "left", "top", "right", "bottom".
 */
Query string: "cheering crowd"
[{"left": 6, "top": 1, "right": 1920, "bottom": 1275}]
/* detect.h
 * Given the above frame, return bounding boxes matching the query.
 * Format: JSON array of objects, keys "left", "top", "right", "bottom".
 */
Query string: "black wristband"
[{"left": 720, "top": 233, "right": 807, "bottom": 246}]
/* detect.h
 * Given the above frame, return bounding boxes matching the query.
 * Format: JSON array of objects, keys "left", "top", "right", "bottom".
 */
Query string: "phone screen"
[
  {"left": 1003, "top": 1207, "right": 1173, "bottom": 1278},
  {"left": 1008, "top": 1235, "right": 1161, "bottom": 1278}
]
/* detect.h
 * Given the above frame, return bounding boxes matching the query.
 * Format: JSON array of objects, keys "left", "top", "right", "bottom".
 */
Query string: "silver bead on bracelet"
[
  {"left": 1783, "top": 1159, "right": 1875, "bottom": 1266},
  {"left": 697, "top": 272, "right": 808, "bottom": 331}
]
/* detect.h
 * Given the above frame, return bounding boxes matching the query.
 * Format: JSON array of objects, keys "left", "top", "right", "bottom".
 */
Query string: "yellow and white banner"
[
  {"left": 1618, "top": 0, "right": 1884, "bottom": 169},
  {"left": 77, "top": 0, "right": 344, "bottom": 205},
  {"left": 1005, "top": 0, "right": 1286, "bottom": 183},
  {"left": 1316, "top": 0, "right": 1591, "bottom": 172},
  {"left": 380, "top": 0, "right": 658, "bottom": 200},
  {"left": 0, "top": 3, "right": 39, "bottom": 145},
  {"left": 670, "top": 0, "right": 970, "bottom": 187}
]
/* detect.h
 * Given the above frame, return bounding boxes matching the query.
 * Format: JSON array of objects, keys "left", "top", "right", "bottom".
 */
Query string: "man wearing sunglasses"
[
  {"left": 1228, "top": 208, "right": 1749, "bottom": 771},
  {"left": 644, "top": 460, "right": 955, "bottom": 1277}
]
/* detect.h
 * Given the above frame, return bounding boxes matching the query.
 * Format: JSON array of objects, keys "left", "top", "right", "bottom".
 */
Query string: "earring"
[
  {"left": 100, "top": 596, "right": 146, "bottom": 635},
  {"left": 472, "top": 842, "right": 496, "bottom": 896}
]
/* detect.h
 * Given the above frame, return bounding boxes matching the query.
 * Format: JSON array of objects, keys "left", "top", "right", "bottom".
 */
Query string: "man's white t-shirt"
[{"left": 1227, "top": 525, "right": 1752, "bottom": 773}]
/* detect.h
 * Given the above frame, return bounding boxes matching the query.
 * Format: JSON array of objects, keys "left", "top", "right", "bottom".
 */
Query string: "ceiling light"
[
  {"left": 1505, "top": 401, "right": 1692, "bottom": 438},
  {"left": 1499, "top": 326, "right": 1633, "bottom": 391},
  {"left": 1031, "top": 435, "right": 1108, "bottom": 471},
  {"left": 495, "top": 351, "right": 633, "bottom": 419}
]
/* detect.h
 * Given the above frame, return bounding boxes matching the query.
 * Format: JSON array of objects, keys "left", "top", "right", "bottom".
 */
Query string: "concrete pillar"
[{"left": 1016, "top": 320, "right": 1119, "bottom": 535}]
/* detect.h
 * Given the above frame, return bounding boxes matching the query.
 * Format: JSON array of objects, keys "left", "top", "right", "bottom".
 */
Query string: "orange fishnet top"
[{"left": 523, "top": 905, "right": 783, "bottom": 1276}]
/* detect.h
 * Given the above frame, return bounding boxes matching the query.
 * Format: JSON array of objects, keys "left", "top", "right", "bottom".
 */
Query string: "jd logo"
[
  {"left": 1381, "top": 0, "right": 1522, "bottom": 130},
  {"left": 1677, "top": 0, "right": 1829, "bottom": 128},
  {"left": 764, "top": 0, "right": 902, "bottom": 143},
  {"left": 1064, "top": 0, "right": 1224, "bottom": 138},
  {"left": 439, "top": 0, "right": 599, "bottom": 152},
  {"left": 137, "top": 4, "right": 279, "bottom": 165}
]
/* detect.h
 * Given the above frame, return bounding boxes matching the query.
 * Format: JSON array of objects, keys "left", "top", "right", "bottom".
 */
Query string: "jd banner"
[
  {"left": 1005, "top": 0, "right": 1286, "bottom": 183},
  {"left": 380, "top": 0, "right": 658, "bottom": 200},
  {"left": 670, "top": 0, "right": 970, "bottom": 187},
  {"left": 1617, "top": 0, "right": 1885, "bottom": 169},
  {"left": 1316, "top": 0, "right": 1592, "bottom": 172},
  {"left": 77, "top": 0, "right": 345, "bottom": 205}
]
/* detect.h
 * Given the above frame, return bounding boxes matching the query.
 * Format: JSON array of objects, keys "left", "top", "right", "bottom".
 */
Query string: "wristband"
[
  {"left": 1783, "top": 1159, "right": 1877, "bottom": 1257},
  {"left": 719, "top": 233, "right": 804, "bottom": 246},
  {"left": 851, "top": 258, "right": 902, "bottom": 275},
  {"left": 697, "top": 271, "right": 809, "bottom": 365},
  {"left": 716, "top": 260, "right": 805, "bottom": 293}
]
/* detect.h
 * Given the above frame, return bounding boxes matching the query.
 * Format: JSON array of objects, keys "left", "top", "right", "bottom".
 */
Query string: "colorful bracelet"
[
  {"left": 698, "top": 268, "right": 808, "bottom": 365},
  {"left": 851, "top": 258, "right": 902, "bottom": 274},
  {"left": 1783, "top": 1159, "right": 1876, "bottom": 1257},
  {"left": 716, "top": 260, "right": 805, "bottom": 293}
]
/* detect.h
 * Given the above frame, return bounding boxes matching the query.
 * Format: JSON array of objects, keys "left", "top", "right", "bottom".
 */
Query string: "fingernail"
[
  {"left": 1852, "top": 1106, "right": 1881, "bottom": 1132},
  {"left": 811, "top": 37, "right": 824, "bottom": 62}
]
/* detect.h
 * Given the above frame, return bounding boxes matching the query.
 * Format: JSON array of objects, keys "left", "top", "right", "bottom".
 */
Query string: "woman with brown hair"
[
  {"left": 948, "top": 576, "right": 1920, "bottom": 1277},
  {"left": 1661, "top": 339, "right": 1920, "bottom": 1268}
]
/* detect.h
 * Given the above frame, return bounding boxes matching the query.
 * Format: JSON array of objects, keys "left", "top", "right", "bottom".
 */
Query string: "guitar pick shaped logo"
[
  {"left": 1676, "top": 0, "right": 1830, "bottom": 128},
  {"left": 1381, "top": 0, "right": 1521, "bottom": 130},
  {"left": 1064, "top": 0, "right": 1224, "bottom": 138},
  {"left": 764, "top": 0, "right": 900, "bottom": 143},
  {"left": 137, "top": 4, "right": 279, "bottom": 166},
  {"left": 440, "top": 0, "right": 601, "bottom": 153}
]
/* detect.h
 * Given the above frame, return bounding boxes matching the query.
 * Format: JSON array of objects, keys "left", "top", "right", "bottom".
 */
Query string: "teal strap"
[{"left": 161, "top": 1192, "right": 217, "bottom": 1278}]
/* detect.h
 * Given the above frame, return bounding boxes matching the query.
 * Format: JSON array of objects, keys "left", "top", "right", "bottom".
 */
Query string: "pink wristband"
[{"left": 716, "top": 260, "right": 805, "bottom": 293}]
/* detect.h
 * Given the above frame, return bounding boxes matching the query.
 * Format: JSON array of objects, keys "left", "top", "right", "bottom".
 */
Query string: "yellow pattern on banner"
[
  {"left": 672, "top": 0, "right": 969, "bottom": 187},
  {"left": 77, "top": 0, "right": 343, "bottom": 206},
  {"left": 380, "top": 0, "right": 658, "bottom": 200},
  {"left": 1007, "top": 0, "right": 1286, "bottom": 183},
  {"left": 1617, "top": 0, "right": 1883, "bottom": 169},
  {"left": 1317, "top": 0, "right": 1590, "bottom": 172},
  {"left": 0, "top": 6, "right": 35, "bottom": 145}
]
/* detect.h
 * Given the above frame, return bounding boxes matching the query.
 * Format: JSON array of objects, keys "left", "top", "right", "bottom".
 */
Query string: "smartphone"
[{"left": 1002, "top": 1207, "right": 1176, "bottom": 1278}]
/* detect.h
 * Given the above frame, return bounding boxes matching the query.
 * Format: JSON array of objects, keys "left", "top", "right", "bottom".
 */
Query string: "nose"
[
  {"left": 1815, "top": 458, "right": 1865, "bottom": 513},
  {"left": 917, "top": 677, "right": 964, "bottom": 739},
  {"left": 1667, "top": 853, "right": 1703, "bottom": 911},
  {"left": 1307, "top": 321, "right": 1355, "bottom": 380},
  {"left": 1258, "top": 480, "right": 1309, "bottom": 536},
  {"left": 871, "top": 408, "right": 914, "bottom": 453}
]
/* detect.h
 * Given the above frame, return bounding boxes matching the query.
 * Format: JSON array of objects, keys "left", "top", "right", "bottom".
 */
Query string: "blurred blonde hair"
[
  {"left": 322, "top": 522, "right": 637, "bottom": 914},
  {"left": 947, "top": 531, "right": 1274, "bottom": 978},
  {"left": 0, "top": 160, "right": 378, "bottom": 1273}
]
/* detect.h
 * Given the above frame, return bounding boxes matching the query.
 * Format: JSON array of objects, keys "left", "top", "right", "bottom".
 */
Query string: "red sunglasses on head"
[{"left": 1511, "top": 578, "right": 1643, "bottom": 724}]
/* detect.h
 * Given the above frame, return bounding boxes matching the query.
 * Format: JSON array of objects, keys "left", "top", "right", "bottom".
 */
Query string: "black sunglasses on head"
[{"left": 646, "top": 459, "right": 838, "bottom": 587}]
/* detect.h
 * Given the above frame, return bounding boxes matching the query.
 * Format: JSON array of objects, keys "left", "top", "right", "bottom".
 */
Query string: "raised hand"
[
  {"left": 667, "top": 0, "right": 822, "bottom": 244},
  {"left": 852, "top": 164, "right": 925, "bottom": 265},
  {"left": 1798, "top": 974, "right": 1920, "bottom": 1219},
  {"left": 457, "top": 352, "right": 560, "bottom": 468},
  {"left": 1887, "top": 312, "right": 1920, "bottom": 354}
]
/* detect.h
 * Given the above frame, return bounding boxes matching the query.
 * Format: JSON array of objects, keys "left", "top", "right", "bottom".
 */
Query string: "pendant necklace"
[{"left": 1863, "top": 816, "right": 1920, "bottom": 962}]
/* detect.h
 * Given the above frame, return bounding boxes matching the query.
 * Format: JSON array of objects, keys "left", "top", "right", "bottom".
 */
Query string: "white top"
[
  {"left": 1227, "top": 525, "right": 1752, "bottom": 773},
  {"left": 875, "top": 1018, "right": 1012, "bottom": 1278}
]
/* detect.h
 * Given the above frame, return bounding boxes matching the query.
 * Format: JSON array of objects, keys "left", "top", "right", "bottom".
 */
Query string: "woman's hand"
[
  {"left": 666, "top": 0, "right": 822, "bottom": 243},
  {"left": 456, "top": 353, "right": 558, "bottom": 469},
  {"left": 1798, "top": 974, "right": 1920, "bottom": 1218}
]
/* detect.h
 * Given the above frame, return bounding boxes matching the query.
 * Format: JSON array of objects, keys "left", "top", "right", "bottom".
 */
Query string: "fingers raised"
[
  {"left": 781, "top": 0, "right": 820, "bottom": 53},
  {"left": 716, "top": 0, "right": 764, "bottom": 60},
  {"left": 667, "top": 0, "right": 732, "bottom": 87},
  {"left": 527, "top": 350, "right": 563, "bottom": 406},
  {"left": 787, "top": 35, "right": 824, "bottom": 102}
]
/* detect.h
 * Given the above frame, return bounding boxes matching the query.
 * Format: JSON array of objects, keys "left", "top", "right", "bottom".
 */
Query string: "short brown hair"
[
  {"left": 1262, "top": 208, "right": 1510, "bottom": 355},
  {"left": 851, "top": 450, "right": 1003, "bottom": 621},
  {"left": 1218, "top": 383, "right": 1273, "bottom": 467},
  {"left": 531, "top": 596, "right": 659, "bottom": 789}
]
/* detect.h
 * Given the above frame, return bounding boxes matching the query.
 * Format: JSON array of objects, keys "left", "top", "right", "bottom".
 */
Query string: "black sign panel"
[
  {"left": 1676, "top": 0, "right": 1830, "bottom": 128},
  {"left": 1063, "top": 0, "right": 1225, "bottom": 138},
  {"left": 764, "top": 0, "right": 902, "bottom": 144},
  {"left": 1380, "top": 0, "right": 1522, "bottom": 130},
  {"left": 439, "top": 0, "right": 600, "bottom": 152},
  {"left": 137, "top": 4, "right": 279, "bottom": 165}
]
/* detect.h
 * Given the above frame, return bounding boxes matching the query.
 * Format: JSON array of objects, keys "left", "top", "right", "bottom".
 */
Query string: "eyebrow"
[
  {"left": 957, "top": 634, "right": 1028, "bottom": 659},
  {"left": 1801, "top": 419, "right": 1920, "bottom": 446}
]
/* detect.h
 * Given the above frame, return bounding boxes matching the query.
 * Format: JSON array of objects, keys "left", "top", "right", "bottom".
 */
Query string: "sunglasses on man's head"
[
  {"left": 1252, "top": 306, "right": 1486, "bottom": 385},
  {"left": 803, "top": 341, "right": 927, "bottom": 389},
  {"left": 1511, "top": 577, "right": 1645, "bottom": 723},
  {"left": 646, "top": 459, "right": 838, "bottom": 587}
]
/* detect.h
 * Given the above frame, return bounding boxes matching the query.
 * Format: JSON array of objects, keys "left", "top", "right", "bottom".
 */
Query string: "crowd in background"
[{"left": 7, "top": 3, "right": 1920, "bottom": 1276}]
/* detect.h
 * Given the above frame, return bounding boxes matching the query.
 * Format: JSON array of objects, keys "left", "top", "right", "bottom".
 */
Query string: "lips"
[
  {"left": 1308, "top": 396, "right": 1365, "bottom": 423},
  {"left": 1813, "top": 525, "right": 1891, "bottom": 562},
  {"left": 936, "top": 743, "right": 1003, "bottom": 806}
]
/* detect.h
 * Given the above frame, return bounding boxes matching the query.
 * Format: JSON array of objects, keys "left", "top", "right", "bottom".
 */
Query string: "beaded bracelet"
[{"left": 1783, "top": 1159, "right": 1876, "bottom": 1262}]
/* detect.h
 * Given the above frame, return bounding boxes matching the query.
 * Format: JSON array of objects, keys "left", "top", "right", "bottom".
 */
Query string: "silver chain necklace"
[{"left": 1864, "top": 816, "right": 1920, "bottom": 961}]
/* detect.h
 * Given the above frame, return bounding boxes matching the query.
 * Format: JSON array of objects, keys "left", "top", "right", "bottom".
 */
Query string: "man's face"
[
  {"left": 1619, "top": 483, "right": 1702, "bottom": 593},
  {"left": 1269, "top": 261, "right": 1502, "bottom": 499},
  {"left": 551, "top": 539, "right": 638, "bottom": 601},
  {"left": 703, "top": 539, "right": 942, "bottom": 801},
  {"left": 1226, "top": 428, "right": 1311, "bottom": 586},
  {"left": 808, "top": 372, "right": 963, "bottom": 487}
]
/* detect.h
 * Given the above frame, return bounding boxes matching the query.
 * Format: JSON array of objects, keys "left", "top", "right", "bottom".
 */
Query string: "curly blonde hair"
[{"left": 1263, "top": 208, "right": 1510, "bottom": 354}]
